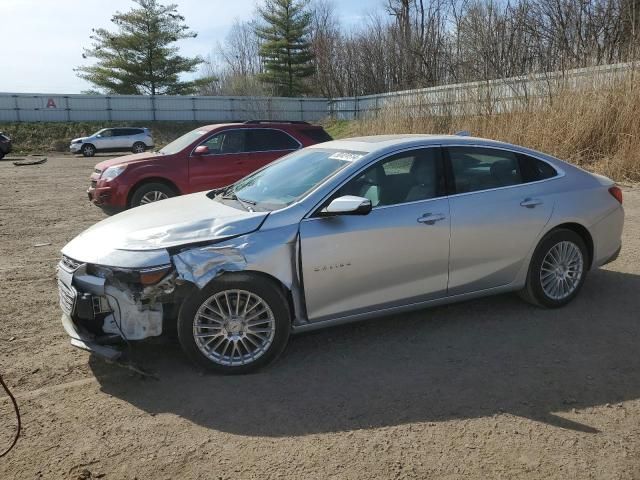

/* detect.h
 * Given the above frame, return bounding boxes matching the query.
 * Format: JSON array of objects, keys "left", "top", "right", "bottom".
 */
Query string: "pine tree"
[
  {"left": 255, "top": 0, "right": 315, "bottom": 96},
  {"left": 75, "top": 0, "right": 203, "bottom": 95}
]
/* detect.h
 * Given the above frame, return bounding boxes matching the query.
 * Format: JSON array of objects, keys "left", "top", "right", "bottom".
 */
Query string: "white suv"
[{"left": 70, "top": 127, "right": 154, "bottom": 157}]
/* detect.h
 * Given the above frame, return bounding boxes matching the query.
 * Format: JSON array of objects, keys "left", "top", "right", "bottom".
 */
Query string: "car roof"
[
  {"left": 310, "top": 134, "right": 521, "bottom": 154},
  {"left": 199, "top": 122, "right": 320, "bottom": 131}
]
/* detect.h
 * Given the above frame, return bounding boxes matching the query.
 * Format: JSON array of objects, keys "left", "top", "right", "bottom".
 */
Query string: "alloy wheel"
[
  {"left": 139, "top": 190, "right": 169, "bottom": 205},
  {"left": 540, "top": 240, "right": 584, "bottom": 300},
  {"left": 193, "top": 289, "right": 276, "bottom": 366}
]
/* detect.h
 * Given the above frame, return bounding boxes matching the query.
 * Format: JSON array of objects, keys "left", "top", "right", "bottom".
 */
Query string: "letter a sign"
[{"left": 46, "top": 98, "right": 57, "bottom": 108}]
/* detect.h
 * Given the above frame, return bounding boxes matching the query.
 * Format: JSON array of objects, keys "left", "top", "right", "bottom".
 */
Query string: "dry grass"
[{"left": 342, "top": 77, "right": 640, "bottom": 182}]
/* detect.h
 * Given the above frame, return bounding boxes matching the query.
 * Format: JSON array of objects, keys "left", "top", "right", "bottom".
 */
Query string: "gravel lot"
[{"left": 1, "top": 154, "right": 639, "bottom": 479}]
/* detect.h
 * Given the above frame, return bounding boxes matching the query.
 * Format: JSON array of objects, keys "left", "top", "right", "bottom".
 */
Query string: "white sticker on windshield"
[{"left": 329, "top": 152, "right": 364, "bottom": 161}]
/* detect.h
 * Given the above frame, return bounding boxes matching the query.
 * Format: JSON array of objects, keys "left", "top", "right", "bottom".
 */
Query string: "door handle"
[
  {"left": 520, "top": 198, "right": 543, "bottom": 208},
  {"left": 417, "top": 213, "right": 446, "bottom": 225}
]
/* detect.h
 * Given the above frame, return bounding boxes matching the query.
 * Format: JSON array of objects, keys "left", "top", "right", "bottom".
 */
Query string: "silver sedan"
[{"left": 57, "top": 134, "right": 624, "bottom": 373}]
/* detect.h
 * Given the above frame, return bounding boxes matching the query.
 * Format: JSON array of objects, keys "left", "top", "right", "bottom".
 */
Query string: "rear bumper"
[{"left": 61, "top": 313, "right": 122, "bottom": 361}]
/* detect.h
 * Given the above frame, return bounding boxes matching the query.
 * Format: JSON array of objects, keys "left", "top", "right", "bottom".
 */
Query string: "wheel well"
[
  {"left": 551, "top": 222, "right": 594, "bottom": 268},
  {"left": 213, "top": 270, "right": 296, "bottom": 323},
  {"left": 127, "top": 177, "right": 181, "bottom": 206}
]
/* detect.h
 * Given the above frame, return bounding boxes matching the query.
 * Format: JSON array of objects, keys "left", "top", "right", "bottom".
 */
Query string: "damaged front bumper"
[
  {"left": 57, "top": 256, "right": 175, "bottom": 358},
  {"left": 61, "top": 313, "right": 122, "bottom": 361}
]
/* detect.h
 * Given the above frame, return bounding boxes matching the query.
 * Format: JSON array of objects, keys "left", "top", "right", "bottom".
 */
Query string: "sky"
[{"left": 0, "top": 0, "right": 380, "bottom": 94}]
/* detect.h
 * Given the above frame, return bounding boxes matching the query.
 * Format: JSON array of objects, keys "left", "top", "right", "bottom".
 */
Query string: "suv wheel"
[
  {"left": 132, "top": 142, "right": 146, "bottom": 154},
  {"left": 129, "top": 182, "right": 176, "bottom": 208},
  {"left": 519, "top": 228, "right": 588, "bottom": 308},
  {"left": 178, "top": 273, "right": 291, "bottom": 374},
  {"left": 81, "top": 144, "right": 96, "bottom": 157}
]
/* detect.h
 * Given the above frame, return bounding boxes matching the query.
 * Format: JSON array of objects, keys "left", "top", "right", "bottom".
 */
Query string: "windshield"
[
  {"left": 160, "top": 128, "right": 208, "bottom": 155},
  {"left": 223, "top": 148, "right": 365, "bottom": 210}
]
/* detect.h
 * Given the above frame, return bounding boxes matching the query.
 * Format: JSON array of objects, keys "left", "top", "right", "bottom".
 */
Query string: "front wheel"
[
  {"left": 520, "top": 228, "right": 588, "bottom": 308},
  {"left": 81, "top": 144, "right": 96, "bottom": 157},
  {"left": 177, "top": 273, "right": 291, "bottom": 374},
  {"left": 129, "top": 182, "right": 176, "bottom": 208}
]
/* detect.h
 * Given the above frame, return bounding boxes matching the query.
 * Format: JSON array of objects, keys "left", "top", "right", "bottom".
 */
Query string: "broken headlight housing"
[{"left": 87, "top": 264, "right": 172, "bottom": 286}]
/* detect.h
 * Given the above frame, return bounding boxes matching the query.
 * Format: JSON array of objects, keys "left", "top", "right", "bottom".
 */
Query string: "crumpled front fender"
[{"left": 172, "top": 225, "right": 306, "bottom": 323}]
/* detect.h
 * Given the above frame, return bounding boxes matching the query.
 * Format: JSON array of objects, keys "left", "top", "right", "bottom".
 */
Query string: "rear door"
[
  {"left": 299, "top": 147, "right": 450, "bottom": 322},
  {"left": 244, "top": 128, "right": 300, "bottom": 172},
  {"left": 444, "top": 146, "right": 556, "bottom": 295},
  {"left": 188, "top": 129, "right": 248, "bottom": 192}
]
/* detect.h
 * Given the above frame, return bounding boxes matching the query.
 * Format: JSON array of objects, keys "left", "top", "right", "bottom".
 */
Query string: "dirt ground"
[{"left": 0, "top": 154, "right": 639, "bottom": 480}]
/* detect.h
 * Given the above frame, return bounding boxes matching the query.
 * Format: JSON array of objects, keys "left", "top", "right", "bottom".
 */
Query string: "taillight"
[{"left": 608, "top": 186, "right": 623, "bottom": 204}]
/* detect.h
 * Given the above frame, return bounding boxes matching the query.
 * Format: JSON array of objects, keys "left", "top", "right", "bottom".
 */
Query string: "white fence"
[
  {"left": 328, "top": 62, "right": 637, "bottom": 120},
  {"left": 0, "top": 63, "right": 636, "bottom": 123},
  {"left": 0, "top": 94, "right": 329, "bottom": 123}
]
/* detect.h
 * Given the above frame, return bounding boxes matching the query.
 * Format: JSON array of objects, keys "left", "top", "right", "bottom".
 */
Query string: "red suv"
[{"left": 87, "top": 121, "right": 332, "bottom": 214}]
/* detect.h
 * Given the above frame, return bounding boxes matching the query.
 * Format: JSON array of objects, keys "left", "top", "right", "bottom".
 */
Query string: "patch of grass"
[
  {"left": 322, "top": 119, "right": 358, "bottom": 140},
  {"left": 348, "top": 78, "right": 640, "bottom": 182}
]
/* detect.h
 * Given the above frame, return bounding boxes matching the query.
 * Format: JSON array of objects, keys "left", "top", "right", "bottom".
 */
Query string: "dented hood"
[{"left": 62, "top": 192, "right": 268, "bottom": 267}]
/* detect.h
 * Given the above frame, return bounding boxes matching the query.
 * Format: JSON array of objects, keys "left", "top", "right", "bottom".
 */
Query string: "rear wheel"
[
  {"left": 177, "top": 273, "right": 291, "bottom": 374},
  {"left": 132, "top": 142, "right": 146, "bottom": 154},
  {"left": 519, "top": 228, "right": 588, "bottom": 308},
  {"left": 81, "top": 144, "right": 96, "bottom": 157},
  {"left": 129, "top": 182, "right": 176, "bottom": 208}
]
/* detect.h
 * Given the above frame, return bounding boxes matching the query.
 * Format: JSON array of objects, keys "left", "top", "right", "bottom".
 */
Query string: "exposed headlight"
[{"left": 101, "top": 165, "right": 127, "bottom": 181}]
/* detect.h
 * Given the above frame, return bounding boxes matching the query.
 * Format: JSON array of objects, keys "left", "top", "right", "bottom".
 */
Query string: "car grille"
[
  {"left": 60, "top": 255, "right": 82, "bottom": 271},
  {"left": 58, "top": 279, "right": 77, "bottom": 316},
  {"left": 90, "top": 180, "right": 97, "bottom": 188}
]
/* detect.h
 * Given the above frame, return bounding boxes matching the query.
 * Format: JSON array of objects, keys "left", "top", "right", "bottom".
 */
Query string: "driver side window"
[
  {"left": 336, "top": 148, "right": 445, "bottom": 207},
  {"left": 201, "top": 130, "right": 246, "bottom": 154}
]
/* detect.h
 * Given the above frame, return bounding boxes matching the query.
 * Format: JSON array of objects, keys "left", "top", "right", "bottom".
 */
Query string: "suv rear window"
[
  {"left": 246, "top": 129, "right": 299, "bottom": 152},
  {"left": 302, "top": 128, "right": 332, "bottom": 143}
]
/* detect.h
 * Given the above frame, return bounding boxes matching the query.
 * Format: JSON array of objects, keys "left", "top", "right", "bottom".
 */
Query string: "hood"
[
  {"left": 72, "top": 137, "right": 87, "bottom": 143},
  {"left": 95, "top": 151, "right": 162, "bottom": 170},
  {"left": 62, "top": 192, "right": 269, "bottom": 267}
]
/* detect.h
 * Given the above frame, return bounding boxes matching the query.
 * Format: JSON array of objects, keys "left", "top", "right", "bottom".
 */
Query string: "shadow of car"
[{"left": 89, "top": 268, "right": 640, "bottom": 436}]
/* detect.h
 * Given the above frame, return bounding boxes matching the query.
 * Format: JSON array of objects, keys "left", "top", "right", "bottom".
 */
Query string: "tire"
[
  {"left": 0, "top": 151, "right": 4, "bottom": 160},
  {"left": 81, "top": 144, "right": 96, "bottom": 157},
  {"left": 519, "top": 228, "right": 588, "bottom": 308},
  {"left": 132, "top": 142, "right": 146, "bottom": 154},
  {"left": 129, "top": 182, "right": 176, "bottom": 208},
  {"left": 177, "top": 273, "right": 291, "bottom": 374}
]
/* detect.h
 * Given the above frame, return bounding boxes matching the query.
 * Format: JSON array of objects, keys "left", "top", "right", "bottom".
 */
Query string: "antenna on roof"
[{"left": 454, "top": 130, "right": 471, "bottom": 136}]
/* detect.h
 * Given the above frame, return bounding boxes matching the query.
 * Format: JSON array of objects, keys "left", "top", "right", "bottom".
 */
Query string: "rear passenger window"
[
  {"left": 247, "top": 129, "right": 299, "bottom": 152},
  {"left": 447, "top": 147, "right": 522, "bottom": 193},
  {"left": 518, "top": 154, "right": 558, "bottom": 182}
]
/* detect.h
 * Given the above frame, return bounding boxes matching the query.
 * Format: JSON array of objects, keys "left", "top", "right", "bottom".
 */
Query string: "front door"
[
  {"left": 299, "top": 147, "right": 451, "bottom": 322},
  {"left": 188, "top": 129, "right": 248, "bottom": 193}
]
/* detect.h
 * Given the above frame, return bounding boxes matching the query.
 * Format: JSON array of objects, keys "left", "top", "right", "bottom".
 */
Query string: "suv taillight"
[{"left": 608, "top": 186, "right": 623, "bottom": 204}]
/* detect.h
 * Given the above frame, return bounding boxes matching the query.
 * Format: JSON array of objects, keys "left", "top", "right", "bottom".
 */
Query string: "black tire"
[
  {"left": 81, "top": 144, "right": 96, "bottom": 157},
  {"left": 177, "top": 273, "right": 291, "bottom": 374},
  {"left": 519, "top": 228, "right": 588, "bottom": 308},
  {"left": 0, "top": 151, "right": 4, "bottom": 160},
  {"left": 129, "top": 182, "right": 176, "bottom": 208},
  {"left": 132, "top": 141, "right": 146, "bottom": 154}
]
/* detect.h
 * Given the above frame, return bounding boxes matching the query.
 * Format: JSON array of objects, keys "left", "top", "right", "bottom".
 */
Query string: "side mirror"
[
  {"left": 321, "top": 195, "right": 372, "bottom": 216},
  {"left": 193, "top": 145, "right": 209, "bottom": 155}
]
